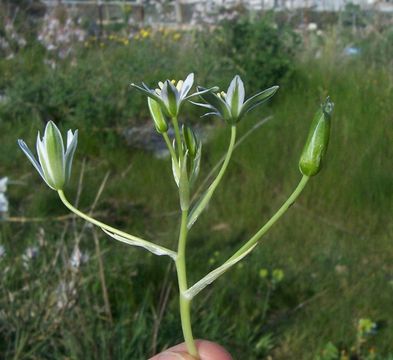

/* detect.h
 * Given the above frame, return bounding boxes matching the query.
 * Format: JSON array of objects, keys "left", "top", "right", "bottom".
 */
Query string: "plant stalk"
[
  {"left": 172, "top": 116, "right": 184, "bottom": 163},
  {"left": 187, "top": 126, "right": 237, "bottom": 229},
  {"left": 175, "top": 210, "right": 198, "bottom": 358},
  {"left": 228, "top": 175, "right": 310, "bottom": 262},
  {"left": 57, "top": 190, "right": 171, "bottom": 252},
  {"left": 163, "top": 132, "right": 179, "bottom": 165}
]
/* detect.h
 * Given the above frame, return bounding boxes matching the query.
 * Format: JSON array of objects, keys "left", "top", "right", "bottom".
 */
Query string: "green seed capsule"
[
  {"left": 148, "top": 97, "right": 168, "bottom": 133},
  {"left": 299, "top": 98, "right": 334, "bottom": 177}
]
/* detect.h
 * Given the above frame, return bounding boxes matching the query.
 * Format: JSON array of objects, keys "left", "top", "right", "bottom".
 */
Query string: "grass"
[{"left": 1, "top": 41, "right": 393, "bottom": 359}]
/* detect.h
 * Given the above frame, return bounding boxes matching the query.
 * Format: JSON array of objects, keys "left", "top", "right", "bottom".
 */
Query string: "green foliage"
[
  {"left": 1, "top": 20, "right": 393, "bottom": 360},
  {"left": 359, "top": 25, "right": 393, "bottom": 68},
  {"left": 218, "top": 15, "right": 301, "bottom": 91},
  {"left": 317, "top": 342, "right": 339, "bottom": 360},
  {"left": 317, "top": 318, "right": 379, "bottom": 360}
]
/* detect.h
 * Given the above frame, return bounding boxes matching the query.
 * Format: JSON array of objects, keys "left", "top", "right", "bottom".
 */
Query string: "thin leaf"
[
  {"left": 187, "top": 186, "right": 213, "bottom": 229},
  {"left": 190, "top": 141, "right": 202, "bottom": 186},
  {"left": 102, "top": 229, "right": 177, "bottom": 260},
  {"left": 183, "top": 244, "right": 257, "bottom": 299}
]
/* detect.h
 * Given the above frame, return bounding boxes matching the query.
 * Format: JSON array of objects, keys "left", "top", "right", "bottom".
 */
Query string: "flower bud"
[
  {"left": 18, "top": 121, "right": 78, "bottom": 190},
  {"left": 148, "top": 97, "right": 168, "bottom": 133},
  {"left": 299, "top": 98, "right": 334, "bottom": 177},
  {"left": 182, "top": 125, "right": 198, "bottom": 158},
  {"left": 161, "top": 80, "right": 180, "bottom": 117},
  {"left": 226, "top": 75, "right": 245, "bottom": 121}
]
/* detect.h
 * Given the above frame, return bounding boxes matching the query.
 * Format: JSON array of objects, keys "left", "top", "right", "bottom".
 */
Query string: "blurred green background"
[{"left": 0, "top": 1, "right": 392, "bottom": 359}]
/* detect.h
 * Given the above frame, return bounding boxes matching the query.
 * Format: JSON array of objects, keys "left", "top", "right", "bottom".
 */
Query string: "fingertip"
[
  {"left": 150, "top": 350, "right": 195, "bottom": 360},
  {"left": 149, "top": 340, "right": 233, "bottom": 360},
  {"left": 195, "top": 340, "right": 233, "bottom": 360},
  {"left": 155, "top": 351, "right": 195, "bottom": 360}
]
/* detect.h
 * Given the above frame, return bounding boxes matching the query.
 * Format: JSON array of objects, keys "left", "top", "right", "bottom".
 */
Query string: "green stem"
[
  {"left": 57, "top": 190, "right": 169, "bottom": 251},
  {"left": 187, "top": 126, "right": 237, "bottom": 228},
  {"left": 261, "top": 284, "right": 272, "bottom": 321},
  {"left": 228, "top": 175, "right": 310, "bottom": 262},
  {"left": 209, "top": 125, "right": 237, "bottom": 195},
  {"left": 162, "top": 132, "right": 178, "bottom": 163},
  {"left": 171, "top": 116, "right": 184, "bottom": 163},
  {"left": 175, "top": 210, "right": 198, "bottom": 358},
  {"left": 185, "top": 175, "right": 310, "bottom": 300},
  {"left": 192, "top": 117, "right": 272, "bottom": 202}
]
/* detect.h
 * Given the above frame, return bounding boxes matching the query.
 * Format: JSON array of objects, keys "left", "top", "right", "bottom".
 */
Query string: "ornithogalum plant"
[{"left": 18, "top": 73, "right": 333, "bottom": 359}]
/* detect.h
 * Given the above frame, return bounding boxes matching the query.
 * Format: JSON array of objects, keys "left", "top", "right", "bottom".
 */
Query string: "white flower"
[
  {"left": 131, "top": 73, "right": 216, "bottom": 117},
  {"left": 194, "top": 75, "right": 279, "bottom": 124},
  {"left": 18, "top": 121, "right": 78, "bottom": 191}
]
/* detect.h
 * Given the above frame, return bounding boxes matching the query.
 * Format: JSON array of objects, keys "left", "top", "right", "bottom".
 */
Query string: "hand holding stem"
[{"left": 18, "top": 73, "right": 332, "bottom": 360}]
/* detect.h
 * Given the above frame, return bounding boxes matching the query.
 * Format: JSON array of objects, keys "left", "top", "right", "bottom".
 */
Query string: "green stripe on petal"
[
  {"left": 226, "top": 75, "right": 245, "bottom": 119},
  {"left": 43, "top": 121, "right": 65, "bottom": 190},
  {"left": 240, "top": 85, "right": 279, "bottom": 118},
  {"left": 36, "top": 134, "right": 56, "bottom": 189}
]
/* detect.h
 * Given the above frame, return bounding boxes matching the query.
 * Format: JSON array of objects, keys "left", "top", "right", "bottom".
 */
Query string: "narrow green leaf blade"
[
  {"left": 183, "top": 243, "right": 257, "bottom": 300},
  {"left": 102, "top": 229, "right": 177, "bottom": 260},
  {"left": 187, "top": 185, "right": 214, "bottom": 229}
]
